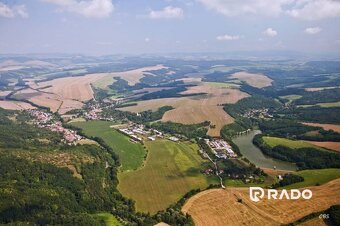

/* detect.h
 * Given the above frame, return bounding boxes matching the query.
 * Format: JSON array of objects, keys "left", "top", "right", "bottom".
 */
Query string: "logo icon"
[
  {"left": 250, "top": 187, "right": 264, "bottom": 202},
  {"left": 249, "top": 187, "right": 312, "bottom": 202}
]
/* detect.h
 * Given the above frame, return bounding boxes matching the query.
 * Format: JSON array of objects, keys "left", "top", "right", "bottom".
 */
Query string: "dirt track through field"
[{"left": 182, "top": 179, "right": 340, "bottom": 226}]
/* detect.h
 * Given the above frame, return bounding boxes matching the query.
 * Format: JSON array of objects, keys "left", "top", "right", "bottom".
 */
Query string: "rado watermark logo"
[{"left": 249, "top": 187, "right": 312, "bottom": 202}]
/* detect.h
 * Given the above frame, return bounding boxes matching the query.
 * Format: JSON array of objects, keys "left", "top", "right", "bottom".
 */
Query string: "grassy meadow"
[
  {"left": 118, "top": 139, "right": 216, "bottom": 214},
  {"left": 93, "top": 212, "right": 122, "bottom": 226},
  {"left": 282, "top": 168, "right": 340, "bottom": 189},
  {"left": 263, "top": 136, "right": 325, "bottom": 150},
  {"left": 72, "top": 121, "right": 146, "bottom": 171}
]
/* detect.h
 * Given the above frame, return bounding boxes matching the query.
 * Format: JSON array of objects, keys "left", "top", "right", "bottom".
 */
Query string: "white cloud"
[
  {"left": 145, "top": 37, "right": 150, "bottom": 42},
  {"left": 198, "top": 0, "right": 340, "bottom": 20},
  {"left": 263, "top": 28, "right": 278, "bottom": 37},
  {"left": 148, "top": 6, "right": 184, "bottom": 19},
  {"left": 304, "top": 27, "right": 322, "bottom": 34},
  {"left": 198, "top": 0, "right": 289, "bottom": 17},
  {"left": 216, "top": 34, "right": 241, "bottom": 41},
  {"left": 0, "top": 3, "right": 28, "bottom": 18},
  {"left": 287, "top": 0, "right": 340, "bottom": 20},
  {"left": 42, "top": 0, "right": 114, "bottom": 18}
]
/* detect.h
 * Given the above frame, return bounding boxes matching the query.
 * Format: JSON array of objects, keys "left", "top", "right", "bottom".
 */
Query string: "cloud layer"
[
  {"left": 263, "top": 28, "right": 278, "bottom": 37},
  {"left": 305, "top": 27, "right": 322, "bottom": 34},
  {"left": 216, "top": 34, "right": 240, "bottom": 41},
  {"left": 42, "top": 0, "right": 114, "bottom": 18},
  {"left": 148, "top": 6, "right": 184, "bottom": 19},
  {"left": 0, "top": 3, "right": 28, "bottom": 18},
  {"left": 198, "top": 0, "right": 340, "bottom": 20}
]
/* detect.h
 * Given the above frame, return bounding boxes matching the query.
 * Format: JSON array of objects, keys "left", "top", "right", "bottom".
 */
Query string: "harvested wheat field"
[
  {"left": 304, "top": 141, "right": 340, "bottom": 152},
  {"left": 298, "top": 217, "right": 327, "bottom": 226},
  {"left": 15, "top": 88, "right": 63, "bottom": 112},
  {"left": 0, "top": 100, "right": 36, "bottom": 110},
  {"left": 120, "top": 84, "right": 249, "bottom": 136},
  {"left": 93, "top": 64, "right": 167, "bottom": 88},
  {"left": 303, "top": 122, "right": 340, "bottom": 133},
  {"left": 16, "top": 65, "right": 165, "bottom": 113},
  {"left": 31, "top": 75, "right": 98, "bottom": 102},
  {"left": 231, "top": 71, "right": 273, "bottom": 88},
  {"left": 182, "top": 179, "right": 340, "bottom": 226}
]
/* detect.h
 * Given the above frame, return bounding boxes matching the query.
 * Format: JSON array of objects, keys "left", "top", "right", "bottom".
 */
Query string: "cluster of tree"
[
  {"left": 0, "top": 109, "right": 196, "bottom": 225},
  {"left": 253, "top": 135, "right": 340, "bottom": 170},
  {"left": 217, "top": 158, "right": 265, "bottom": 179},
  {"left": 258, "top": 119, "right": 340, "bottom": 142},
  {"left": 138, "top": 86, "right": 204, "bottom": 101},
  {"left": 220, "top": 119, "right": 252, "bottom": 138},
  {"left": 258, "top": 119, "right": 317, "bottom": 138},
  {"left": 0, "top": 75, "right": 9, "bottom": 88},
  {"left": 201, "top": 71, "right": 238, "bottom": 83},
  {"left": 0, "top": 109, "right": 62, "bottom": 149},
  {"left": 224, "top": 95, "right": 281, "bottom": 118},
  {"left": 151, "top": 121, "right": 209, "bottom": 139},
  {"left": 326, "top": 205, "right": 340, "bottom": 226},
  {"left": 271, "top": 173, "right": 304, "bottom": 188},
  {"left": 280, "top": 106, "right": 340, "bottom": 124},
  {"left": 101, "top": 106, "right": 173, "bottom": 124},
  {"left": 294, "top": 88, "right": 340, "bottom": 105}
]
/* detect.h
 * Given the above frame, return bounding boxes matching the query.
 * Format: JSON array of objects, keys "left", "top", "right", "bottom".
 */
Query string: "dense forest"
[
  {"left": 0, "top": 109, "right": 195, "bottom": 225},
  {"left": 271, "top": 174, "right": 304, "bottom": 188}
]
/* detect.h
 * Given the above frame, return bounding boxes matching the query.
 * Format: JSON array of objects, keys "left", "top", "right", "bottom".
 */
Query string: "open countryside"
[
  {"left": 118, "top": 140, "right": 216, "bottom": 213},
  {"left": 72, "top": 121, "right": 146, "bottom": 171},
  {"left": 1, "top": 2, "right": 340, "bottom": 224},
  {"left": 182, "top": 179, "right": 340, "bottom": 226}
]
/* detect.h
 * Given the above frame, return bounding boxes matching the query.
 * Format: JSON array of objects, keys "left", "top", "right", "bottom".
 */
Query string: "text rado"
[{"left": 249, "top": 187, "right": 312, "bottom": 202}]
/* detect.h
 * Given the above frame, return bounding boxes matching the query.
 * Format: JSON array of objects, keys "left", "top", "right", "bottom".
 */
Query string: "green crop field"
[
  {"left": 282, "top": 168, "right": 340, "bottom": 189},
  {"left": 93, "top": 212, "right": 122, "bottom": 226},
  {"left": 280, "top": 94, "right": 302, "bottom": 102},
  {"left": 317, "top": 101, "right": 340, "bottom": 107},
  {"left": 263, "top": 136, "right": 325, "bottom": 150},
  {"left": 72, "top": 121, "right": 146, "bottom": 171},
  {"left": 118, "top": 139, "right": 216, "bottom": 214}
]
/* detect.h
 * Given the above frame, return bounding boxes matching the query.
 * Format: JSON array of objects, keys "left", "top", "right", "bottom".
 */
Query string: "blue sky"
[{"left": 0, "top": 0, "right": 340, "bottom": 55}]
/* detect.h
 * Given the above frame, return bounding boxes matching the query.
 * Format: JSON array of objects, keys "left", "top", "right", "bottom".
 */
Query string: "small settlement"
[
  {"left": 205, "top": 138, "right": 237, "bottom": 159},
  {"left": 118, "top": 123, "right": 179, "bottom": 143},
  {"left": 29, "top": 110, "right": 83, "bottom": 144}
]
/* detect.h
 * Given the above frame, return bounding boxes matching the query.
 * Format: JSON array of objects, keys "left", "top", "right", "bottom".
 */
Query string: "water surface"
[{"left": 233, "top": 130, "right": 296, "bottom": 171}]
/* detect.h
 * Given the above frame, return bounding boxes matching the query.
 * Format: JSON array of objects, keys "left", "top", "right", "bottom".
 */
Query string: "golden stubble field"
[
  {"left": 14, "top": 65, "right": 165, "bottom": 114},
  {"left": 0, "top": 100, "right": 36, "bottom": 110},
  {"left": 231, "top": 71, "right": 273, "bottom": 88},
  {"left": 182, "top": 179, "right": 340, "bottom": 226},
  {"left": 119, "top": 83, "right": 249, "bottom": 136}
]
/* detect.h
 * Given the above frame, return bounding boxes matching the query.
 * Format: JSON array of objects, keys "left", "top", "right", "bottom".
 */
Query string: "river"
[{"left": 232, "top": 130, "right": 296, "bottom": 171}]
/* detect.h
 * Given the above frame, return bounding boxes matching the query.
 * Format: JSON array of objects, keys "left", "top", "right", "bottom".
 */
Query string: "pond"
[{"left": 232, "top": 130, "right": 296, "bottom": 171}]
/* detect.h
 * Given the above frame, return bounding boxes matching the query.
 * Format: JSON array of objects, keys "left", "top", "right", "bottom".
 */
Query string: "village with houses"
[
  {"left": 242, "top": 108, "right": 273, "bottom": 119},
  {"left": 28, "top": 110, "right": 83, "bottom": 144}
]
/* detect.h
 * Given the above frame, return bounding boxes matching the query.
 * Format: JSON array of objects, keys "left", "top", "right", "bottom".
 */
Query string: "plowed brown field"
[
  {"left": 304, "top": 141, "right": 340, "bottom": 152},
  {"left": 302, "top": 122, "right": 340, "bottom": 133}
]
